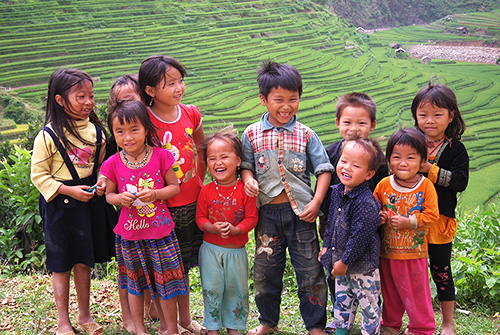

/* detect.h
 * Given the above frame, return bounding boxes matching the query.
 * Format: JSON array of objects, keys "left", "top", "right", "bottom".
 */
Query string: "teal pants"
[{"left": 199, "top": 242, "right": 249, "bottom": 330}]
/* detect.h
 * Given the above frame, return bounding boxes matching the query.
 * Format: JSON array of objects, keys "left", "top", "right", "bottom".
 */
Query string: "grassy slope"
[{"left": 0, "top": 1, "right": 499, "bottom": 207}]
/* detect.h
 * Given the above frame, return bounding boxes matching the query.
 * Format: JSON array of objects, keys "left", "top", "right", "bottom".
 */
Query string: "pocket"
[
  {"left": 296, "top": 228, "right": 318, "bottom": 259},
  {"left": 255, "top": 151, "right": 270, "bottom": 176},
  {"left": 284, "top": 151, "right": 307, "bottom": 175}
]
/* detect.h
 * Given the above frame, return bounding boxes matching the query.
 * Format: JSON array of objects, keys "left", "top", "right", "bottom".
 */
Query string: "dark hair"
[
  {"left": 411, "top": 79, "right": 466, "bottom": 140},
  {"left": 138, "top": 55, "right": 187, "bottom": 106},
  {"left": 45, "top": 67, "right": 107, "bottom": 151},
  {"left": 200, "top": 124, "right": 242, "bottom": 165},
  {"left": 107, "top": 74, "right": 140, "bottom": 111},
  {"left": 107, "top": 100, "right": 158, "bottom": 147},
  {"left": 257, "top": 60, "right": 302, "bottom": 99},
  {"left": 341, "top": 138, "right": 385, "bottom": 171},
  {"left": 386, "top": 128, "right": 427, "bottom": 164},
  {"left": 336, "top": 92, "right": 377, "bottom": 123}
]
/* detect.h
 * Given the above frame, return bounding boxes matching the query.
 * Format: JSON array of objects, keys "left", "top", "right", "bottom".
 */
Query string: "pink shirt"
[
  {"left": 101, "top": 147, "right": 175, "bottom": 241},
  {"left": 148, "top": 104, "right": 204, "bottom": 207}
]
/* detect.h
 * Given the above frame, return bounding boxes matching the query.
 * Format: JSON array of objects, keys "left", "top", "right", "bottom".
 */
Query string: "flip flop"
[
  {"left": 76, "top": 322, "right": 103, "bottom": 335},
  {"left": 183, "top": 320, "right": 207, "bottom": 335},
  {"left": 246, "top": 325, "right": 277, "bottom": 335}
]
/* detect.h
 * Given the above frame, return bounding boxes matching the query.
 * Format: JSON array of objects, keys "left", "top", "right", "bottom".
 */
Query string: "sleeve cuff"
[
  {"left": 315, "top": 162, "right": 334, "bottom": 176},
  {"left": 409, "top": 215, "right": 418, "bottom": 229}
]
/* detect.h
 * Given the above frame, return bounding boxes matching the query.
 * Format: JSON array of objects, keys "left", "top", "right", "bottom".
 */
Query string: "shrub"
[
  {"left": 0, "top": 145, "right": 45, "bottom": 274},
  {"left": 453, "top": 199, "right": 500, "bottom": 309},
  {"left": 1, "top": 94, "right": 30, "bottom": 125}
]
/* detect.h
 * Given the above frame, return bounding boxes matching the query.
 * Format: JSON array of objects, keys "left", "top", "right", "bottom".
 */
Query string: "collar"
[
  {"left": 260, "top": 111, "right": 297, "bottom": 132},
  {"left": 338, "top": 180, "right": 370, "bottom": 199},
  {"left": 73, "top": 118, "right": 90, "bottom": 130}
]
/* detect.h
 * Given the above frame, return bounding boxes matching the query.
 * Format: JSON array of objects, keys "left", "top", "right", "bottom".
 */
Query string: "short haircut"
[
  {"left": 386, "top": 128, "right": 427, "bottom": 164},
  {"left": 336, "top": 92, "right": 377, "bottom": 123},
  {"left": 411, "top": 79, "right": 466, "bottom": 140},
  {"left": 257, "top": 60, "right": 302, "bottom": 99},
  {"left": 107, "top": 100, "right": 158, "bottom": 147},
  {"left": 138, "top": 55, "right": 187, "bottom": 106},
  {"left": 200, "top": 124, "right": 242, "bottom": 164},
  {"left": 342, "top": 138, "right": 385, "bottom": 171}
]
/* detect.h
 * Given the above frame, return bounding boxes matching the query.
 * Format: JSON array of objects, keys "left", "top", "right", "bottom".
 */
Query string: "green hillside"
[{"left": 1, "top": 0, "right": 499, "bottom": 209}]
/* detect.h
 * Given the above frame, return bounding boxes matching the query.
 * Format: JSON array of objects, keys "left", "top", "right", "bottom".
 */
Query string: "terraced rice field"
[{"left": 1, "top": 1, "right": 499, "bottom": 208}]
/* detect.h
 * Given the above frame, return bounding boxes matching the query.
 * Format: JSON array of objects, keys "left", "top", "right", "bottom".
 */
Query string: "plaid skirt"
[{"left": 115, "top": 231, "right": 187, "bottom": 300}]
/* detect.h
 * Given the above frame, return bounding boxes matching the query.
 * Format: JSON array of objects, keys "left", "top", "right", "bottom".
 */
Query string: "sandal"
[
  {"left": 183, "top": 320, "right": 207, "bottom": 335},
  {"left": 76, "top": 322, "right": 103, "bottom": 335},
  {"left": 177, "top": 323, "right": 194, "bottom": 335},
  {"left": 246, "top": 325, "right": 277, "bottom": 335}
]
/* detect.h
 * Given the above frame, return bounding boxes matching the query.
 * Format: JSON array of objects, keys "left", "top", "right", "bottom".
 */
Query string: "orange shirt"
[{"left": 374, "top": 175, "right": 439, "bottom": 260}]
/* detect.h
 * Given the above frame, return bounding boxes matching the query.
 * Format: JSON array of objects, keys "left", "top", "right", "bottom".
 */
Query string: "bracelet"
[
  {"left": 409, "top": 215, "right": 418, "bottom": 229},
  {"left": 154, "top": 189, "right": 158, "bottom": 201}
]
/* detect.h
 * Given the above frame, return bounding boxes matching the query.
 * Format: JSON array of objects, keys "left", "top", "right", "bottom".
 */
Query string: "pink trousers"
[{"left": 379, "top": 257, "right": 435, "bottom": 335}]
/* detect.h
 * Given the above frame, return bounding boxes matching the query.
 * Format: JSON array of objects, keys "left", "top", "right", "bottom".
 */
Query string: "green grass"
[{"left": 1, "top": 266, "right": 499, "bottom": 334}]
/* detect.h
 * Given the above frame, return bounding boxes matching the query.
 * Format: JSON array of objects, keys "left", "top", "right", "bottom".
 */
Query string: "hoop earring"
[{"left": 149, "top": 97, "right": 154, "bottom": 106}]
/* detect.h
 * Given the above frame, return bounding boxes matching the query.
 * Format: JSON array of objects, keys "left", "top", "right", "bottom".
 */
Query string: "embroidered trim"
[
  {"left": 438, "top": 168, "right": 452, "bottom": 188},
  {"left": 277, "top": 132, "right": 301, "bottom": 216}
]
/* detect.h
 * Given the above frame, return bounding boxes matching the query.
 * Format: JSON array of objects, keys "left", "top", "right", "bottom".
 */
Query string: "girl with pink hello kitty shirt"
[{"left": 101, "top": 100, "right": 187, "bottom": 335}]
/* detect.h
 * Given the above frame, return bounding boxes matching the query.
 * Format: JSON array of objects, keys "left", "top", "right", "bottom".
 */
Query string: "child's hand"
[
  {"left": 244, "top": 178, "right": 259, "bottom": 197},
  {"left": 300, "top": 199, "right": 320, "bottom": 223},
  {"left": 136, "top": 188, "right": 157, "bottom": 204},
  {"left": 390, "top": 215, "right": 410, "bottom": 230},
  {"left": 419, "top": 161, "right": 432, "bottom": 174},
  {"left": 214, "top": 221, "right": 231, "bottom": 238},
  {"left": 95, "top": 178, "right": 107, "bottom": 196},
  {"left": 120, "top": 191, "right": 137, "bottom": 207},
  {"left": 71, "top": 185, "right": 97, "bottom": 202},
  {"left": 332, "top": 260, "right": 348, "bottom": 277},
  {"left": 379, "top": 210, "right": 389, "bottom": 225},
  {"left": 318, "top": 247, "right": 327, "bottom": 262}
]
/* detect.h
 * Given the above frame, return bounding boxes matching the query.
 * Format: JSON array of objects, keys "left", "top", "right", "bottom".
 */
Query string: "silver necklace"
[
  {"left": 122, "top": 145, "right": 149, "bottom": 169},
  {"left": 214, "top": 178, "right": 239, "bottom": 205}
]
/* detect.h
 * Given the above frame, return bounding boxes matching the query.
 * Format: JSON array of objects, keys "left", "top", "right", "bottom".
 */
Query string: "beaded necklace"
[
  {"left": 394, "top": 174, "right": 423, "bottom": 189},
  {"left": 214, "top": 178, "right": 239, "bottom": 206},
  {"left": 122, "top": 145, "right": 149, "bottom": 169},
  {"left": 426, "top": 137, "right": 446, "bottom": 157}
]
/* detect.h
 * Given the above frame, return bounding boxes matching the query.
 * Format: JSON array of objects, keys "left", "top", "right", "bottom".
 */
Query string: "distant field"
[{"left": 1, "top": 1, "right": 499, "bottom": 208}]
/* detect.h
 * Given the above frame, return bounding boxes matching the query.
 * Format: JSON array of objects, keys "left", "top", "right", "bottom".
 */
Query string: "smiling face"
[
  {"left": 336, "top": 141, "right": 376, "bottom": 193},
  {"left": 389, "top": 144, "right": 425, "bottom": 182},
  {"left": 415, "top": 101, "right": 454, "bottom": 141},
  {"left": 336, "top": 106, "right": 376, "bottom": 140},
  {"left": 56, "top": 80, "right": 94, "bottom": 120},
  {"left": 146, "top": 67, "right": 185, "bottom": 108},
  {"left": 112, "top": 116, "right": 147, "bottom": 156},
  {"left": 260, "top": 86, "right": 300, "bottom": 127},
  {"left": 206, "top": 138, "right": 241, "bottom": 186}
]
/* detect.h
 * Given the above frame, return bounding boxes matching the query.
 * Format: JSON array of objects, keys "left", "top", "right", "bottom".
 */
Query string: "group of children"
[{"left": 30, "top": 56, "right": 468, "bottom": 335}]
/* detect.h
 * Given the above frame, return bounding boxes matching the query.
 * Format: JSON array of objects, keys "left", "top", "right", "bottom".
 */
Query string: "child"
[
  {"left": 241, "top": 61, "right": 334, "bottom": 335},
  {"left": 319, "top": 139, "right": 385, "bottom": 335},
  {"left": 320, "top": 92, "right": 388, "bottom": 235},
  {"left": 139, "top": 55, "right": 207, "bottom": 335},
  {"left": 318, "top": 92, "right": 388, "bottom": 332},
  {"left": 411, "top": 81, "right": 469, "bottom": 335},
  {"left": 106, "top": 75, "right": 165, "bottom": 331},
  {"left": 101, "top": 100, "right": 187, "bottom": 335},
  {"left": 373, "top": 128, "right": 440, "bottom": 335},
  {"left": 31, "top": 68, "right": 116, "bottom": 335},
  {"left": 196, "top": 125, "right": 258, "bottom": 335}
]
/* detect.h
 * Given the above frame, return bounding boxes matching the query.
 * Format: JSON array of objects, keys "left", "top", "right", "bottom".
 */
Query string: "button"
[{"left": 64, "top": 198, "right": 69, "bottom": 204}]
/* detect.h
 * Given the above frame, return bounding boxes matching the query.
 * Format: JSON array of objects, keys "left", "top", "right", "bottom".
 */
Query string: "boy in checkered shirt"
[{"left": 241, "top": 61, "right": 334, "bottom": 335}]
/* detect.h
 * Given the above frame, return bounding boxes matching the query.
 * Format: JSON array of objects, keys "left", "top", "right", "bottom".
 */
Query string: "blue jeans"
[{"left": 253, "top": 203, "right": 327, "bottom": 330}]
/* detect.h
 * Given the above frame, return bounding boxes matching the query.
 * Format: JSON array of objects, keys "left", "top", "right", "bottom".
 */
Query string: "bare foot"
[
  {"left": 246, "top": 325, "right": 276, "bottom": 335},
  {"left": 441, "top": 323, "right": 456, "bottom": 335},
  {"left": 227, "top": 329, "right": 241, "bottom": 335},
  {"left": 309, "top": 329, "right": 328, "bottom": 335},
  {"left": 207, "top": 330, "right": 219, "bottom": 335}
]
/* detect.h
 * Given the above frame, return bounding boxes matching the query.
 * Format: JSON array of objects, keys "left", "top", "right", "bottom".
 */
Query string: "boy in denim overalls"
[{"left": 241, "top": 61, "right": 334, "bottom": 335}]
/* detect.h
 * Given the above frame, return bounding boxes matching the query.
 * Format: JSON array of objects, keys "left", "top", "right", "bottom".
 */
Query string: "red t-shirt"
[
  {"left": 196, "top": 180, "right": 258, "bottom": 246},
  {"left": 148, "top": 104, "right": 204, "bottom": 207}
]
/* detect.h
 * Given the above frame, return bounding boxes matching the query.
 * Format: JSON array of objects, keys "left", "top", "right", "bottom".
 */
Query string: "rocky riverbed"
[{"left": 408, "top": 44, "right": 500, "bottom": 64}]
